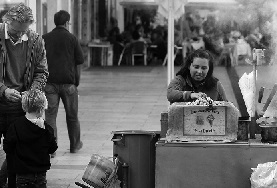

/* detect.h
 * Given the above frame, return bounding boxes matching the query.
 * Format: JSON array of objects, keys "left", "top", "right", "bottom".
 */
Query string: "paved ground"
[
  {"left": 48, "top": 66, "right": 170, "bottom": 187},
  {"left": 1, "top": 63, "right": 277, "bottom": 187}
]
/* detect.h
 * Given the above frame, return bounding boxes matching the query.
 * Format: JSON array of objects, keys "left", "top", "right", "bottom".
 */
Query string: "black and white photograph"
[{"left": 1, "top": 0, "right": 277, "bottom": 187}]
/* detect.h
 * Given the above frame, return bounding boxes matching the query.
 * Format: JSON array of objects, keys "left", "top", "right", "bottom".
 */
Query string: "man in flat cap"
[{"left": 0, "top": 3, "right": 49, "bottom": 187}]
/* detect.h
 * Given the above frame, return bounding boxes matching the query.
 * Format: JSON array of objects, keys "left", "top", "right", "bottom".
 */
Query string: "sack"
[
  {"left": 82, "top": 154, "right": 120, "bottom": 188},
  {"left": 250, "top": 161, "right": 277, "bottom": 188}
]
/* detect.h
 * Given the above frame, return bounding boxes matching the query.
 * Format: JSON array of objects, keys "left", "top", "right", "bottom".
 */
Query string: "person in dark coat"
[
  {"left": 0, "top": 3, "right": 49, "bottom": 187},
  {"left": 3, "top": 89, "right": 57, "bottom": 188},
  {"left": 42, "top": 10, "right": 84, "bottom": 157}
]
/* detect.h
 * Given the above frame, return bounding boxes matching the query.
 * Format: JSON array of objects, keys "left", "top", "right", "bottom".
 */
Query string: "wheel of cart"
[{"left": 75, "top": 154, "right": 120, "bottom": 188}]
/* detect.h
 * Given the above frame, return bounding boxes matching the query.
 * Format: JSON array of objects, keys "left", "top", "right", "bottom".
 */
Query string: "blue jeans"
[
  {"left": 44, "top": 83, "right": 81, "bottom": 150},
  {"left": 0, "top": 111, "right": 25, "bottom": 188},
  {"left": 16, "top": 172, "right": 47, "bottom": 188}
]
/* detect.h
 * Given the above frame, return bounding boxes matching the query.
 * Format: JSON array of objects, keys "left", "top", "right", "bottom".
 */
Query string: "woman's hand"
[
  {"left": 4, "top": 88, "right": 22, "bottom": 102},
  {"left": 190, "top": 92, "right": 207, "bottom": 100}
]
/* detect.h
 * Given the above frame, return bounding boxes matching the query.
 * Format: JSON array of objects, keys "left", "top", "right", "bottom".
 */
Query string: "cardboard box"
[{"left": 166, "top": 102, "right": 239, "bottom": 142}]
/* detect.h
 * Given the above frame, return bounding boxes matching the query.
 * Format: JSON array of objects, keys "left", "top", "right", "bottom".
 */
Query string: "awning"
[
  {"left": 120, "top": 0, "right": 158, "bottom": 9},
  {"left": 186, "top": 0, "right": 238, "bottom": 9},
  {"left": 120, "top": 0, "right": 238, "bottom": 9}
]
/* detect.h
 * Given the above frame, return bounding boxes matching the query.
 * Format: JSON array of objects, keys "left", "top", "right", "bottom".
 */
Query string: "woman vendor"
[{"left": 167, "top": 49, "right": 227, "bottom": 104}]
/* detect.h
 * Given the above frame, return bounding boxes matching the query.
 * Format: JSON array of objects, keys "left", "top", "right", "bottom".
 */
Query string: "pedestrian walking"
[
  {"left": 42, "top": 10, "right": 84, "bottom": 157},
  {"left": 3, "top": 89, "right": 58, "bottom": 188},
  {"left": 0, "top": 3, "right": 49, "bottom": 187}
]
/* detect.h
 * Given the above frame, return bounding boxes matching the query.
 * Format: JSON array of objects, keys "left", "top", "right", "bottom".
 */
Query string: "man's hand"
[{"left": 4, "top": 88, "right": 22, "bottom": 102}]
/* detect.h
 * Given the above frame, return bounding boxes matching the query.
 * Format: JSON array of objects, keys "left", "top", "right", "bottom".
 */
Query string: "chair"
[
  {"left": 118, "top": 43, "right": 131, "bottom": 66},
  {"left": 130, "top": 41, "right": 147, "bottom": 66},
  {"left": 117, "top": 46, "right": 126, "bottom": 66},
  {"left": 162, "top": 45, "right": 182, "bottom": 66},
  {"left": 113, "top": 42, "right": 124, "bottom": 66}
]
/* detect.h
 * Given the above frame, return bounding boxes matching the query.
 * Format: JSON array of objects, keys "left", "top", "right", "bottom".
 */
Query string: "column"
[
  {"left": 46, "top": 0, "right": 58, "bottom": 32},
  {"left": 78, "top": 0, "right": 82, "bottom": 40},
  {"left": 45, "top": 0, "right": 72, "bottom": 32},
  {"left": 87, "top": 0, "right": 92, "bottom": 67},
  {"left": 35, "top": 0, "right": 42, "bottom": 35},
  {"left": 116, "top": 0, "right": 124, "bottom": 33},
  {"left": 25, "top": 0, "right": 36, "bottom": 32}
]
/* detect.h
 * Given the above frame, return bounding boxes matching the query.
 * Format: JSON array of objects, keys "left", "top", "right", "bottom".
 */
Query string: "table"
[
  {"left": 87, "top": 42, "right": 112, "bottom": 67},
  {"left": 156, "top": 139, "right": 277, "bottom": 188}
]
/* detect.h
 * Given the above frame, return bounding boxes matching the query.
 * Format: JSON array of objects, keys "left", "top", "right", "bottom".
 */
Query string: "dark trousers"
[
  {"left": 44, "top": 83, "right": 81, "bottom": 150},
  {"left": 16, "top": 172, "right": 47, "bottom": 188},
  {"left": 0, "top": 111, "right": 25, "bottom": 188}
]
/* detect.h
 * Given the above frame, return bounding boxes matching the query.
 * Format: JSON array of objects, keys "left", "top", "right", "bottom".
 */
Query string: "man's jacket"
[
  {"left": 0, "top": 23, "right": 49, "bottom": 97},
  {"left": 42, "top": 26, "right": 84, "bottom": 86}
]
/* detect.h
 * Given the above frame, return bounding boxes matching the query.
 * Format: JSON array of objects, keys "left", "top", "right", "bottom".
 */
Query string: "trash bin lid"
[{"left": 111, "top": 130, "right": 159, "bottom": 136}]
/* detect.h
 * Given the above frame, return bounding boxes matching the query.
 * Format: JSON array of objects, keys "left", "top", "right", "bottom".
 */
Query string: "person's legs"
[
  {"left": 6, "top": 112, "right": 25, "bottom": 188},
  {"left": 0, "top": 112, "right": 24, "bottom": 188},
  {"left": 7, "top": 169, "right": 16, "bottom": 188},
  {"left": 16, "top": 174, "right": 36, "bottom": 188},
  {"left": 16, "top": 173, "right": 46, "bottom": 188},
  {"left": 0, "top": 114, "right": 8, "bottom": 187},
  {"left": 61, "top": 84, "right": 82, "bottom": 152},
  {"left": 44, "top": 83, "right": 60, "bottom": 140},
  {"left": 34, "top": 172, "right": 47, "bottom": 188},
  {"left": 0, "top": 158, "right": 7, "bottom": 187}
]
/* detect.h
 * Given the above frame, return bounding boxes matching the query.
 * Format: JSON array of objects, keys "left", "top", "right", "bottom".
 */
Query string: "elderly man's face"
[{"left": 7, "top": 20, "right": 31, "bottom": 42}]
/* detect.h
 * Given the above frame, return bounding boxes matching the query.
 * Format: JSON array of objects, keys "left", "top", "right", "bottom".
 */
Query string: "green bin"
[{"left": 111, "top": 130, "right": 160, "bottom": 188}]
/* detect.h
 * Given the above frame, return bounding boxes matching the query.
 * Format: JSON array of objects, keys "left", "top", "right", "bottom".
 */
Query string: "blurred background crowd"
[
  {"left": 1, "top": 0, "right": 276, "bottom": 67},
  {"left": 104, "top": 0, "right": 276, "bottom": 67}
]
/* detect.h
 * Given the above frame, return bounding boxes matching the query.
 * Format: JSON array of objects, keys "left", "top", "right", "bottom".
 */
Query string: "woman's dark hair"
[
  {"left": 54, "top": 10, "right": 70, "bottom": 26},
  {"left": 176, "top": 49, "right": 218, "bottom": 88}
]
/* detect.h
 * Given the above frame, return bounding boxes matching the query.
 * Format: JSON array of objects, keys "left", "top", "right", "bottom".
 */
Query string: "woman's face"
[{"left": 189, "top": 57, "right": 209, "bottom": 82}]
